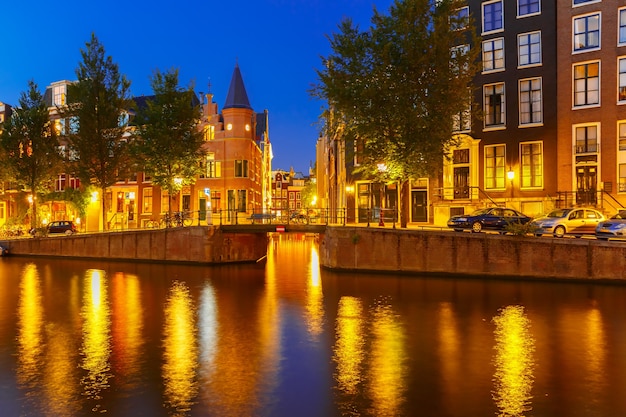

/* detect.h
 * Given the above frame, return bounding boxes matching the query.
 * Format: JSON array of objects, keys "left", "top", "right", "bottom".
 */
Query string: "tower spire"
[{"left": 223, "top": 63, "right": 251, "bottom": 110}]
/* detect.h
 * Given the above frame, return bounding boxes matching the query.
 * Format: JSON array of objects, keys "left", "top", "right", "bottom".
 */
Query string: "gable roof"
[{"left": 223, "top": 64, "right": 252, "bottom": 110}]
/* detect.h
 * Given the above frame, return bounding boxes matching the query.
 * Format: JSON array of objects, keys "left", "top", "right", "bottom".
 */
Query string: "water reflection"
[
  {"left": 492, "top": 305, "right": 535, "bottom": 417},
  {"left": 162, "top": 281, "right": 198, "bottom": 415},
  {"left": 16, "top": 264, "right": 44, "bottom": 409},
  {"left": 111, "top": 272, "right": 144, "bottom": 389},
  {"left": 368, "top": 300, "right": 407, "bottom": 417},
  {"left": 305, "top": 244, "right": 324, "bottom": 337},
  {"left": 80, "top": 269, "right": 112, "bottom": 413},
  {"left": 334, "top": 296, "right": 365, "bottom": 401}
]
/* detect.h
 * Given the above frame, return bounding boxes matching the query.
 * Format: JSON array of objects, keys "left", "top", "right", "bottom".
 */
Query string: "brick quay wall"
[
  {"left": 0, "top": 226, "right": 267, "bottom": 264},
  {"left": 319, "top": 226, "right": 626, "bottom": 282}
]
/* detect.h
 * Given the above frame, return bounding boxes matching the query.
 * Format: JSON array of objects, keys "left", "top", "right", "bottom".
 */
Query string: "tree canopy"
[
  {"left": 64, "top": 33, "right": 133, "bottom": 230},
  {"left": 313, "top": 0, "right": 480, "bottom": 226},
  {"left": 131, "top": 68, "right": 204, "bottom": 216},
  {"left": 0, "top": 80, "right": 63, "bottom": 229}
]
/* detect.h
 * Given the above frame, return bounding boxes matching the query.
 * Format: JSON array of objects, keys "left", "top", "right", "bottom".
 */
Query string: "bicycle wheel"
[{"left": 183, "top": 216, "right": 193, "bottom": 227}]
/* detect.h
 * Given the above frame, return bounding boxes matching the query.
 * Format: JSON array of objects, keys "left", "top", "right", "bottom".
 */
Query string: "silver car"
[
  {"left": 595, "top": 210, "right": 626, "bottom": 241},
  {"left": 531, "top": 208, "right": 605, "bottom": 238}
]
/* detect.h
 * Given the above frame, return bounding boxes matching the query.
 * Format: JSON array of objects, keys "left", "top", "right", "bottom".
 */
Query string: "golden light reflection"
[
  {"left": 368, "top": 301, "right": 408, "bottom": 417},
  {"left": 492, "top": 305, "right": 535, "bottom": 417},
  {"left": 437, "top": 301, "right": 461, "bottom": 412},
  {"left": 305, "top": 244, "right": 324, "bottom": 337},
  {"left": 44, "top": 324, "right": 81, "bottom": 416},
  {"left": 111, "top": 272, "right": 143, "bottom": 383},
  {"left": 16, "top": 263, "right": 44, "bottom": 390},
  {"left": 334, "top": 296, "right": 365, "bottom": 397},
  {"left": 80, "top": 269, "right": 112, "bottom": 413},
  {"left": 163, "top": 281, "right": 199, "bottom": 415},
  {"left": 198, "top": 283, "right": 218, "bottom": 380},
  {"left": 581, "top": 305, "right": 606, "bottom": 395}
]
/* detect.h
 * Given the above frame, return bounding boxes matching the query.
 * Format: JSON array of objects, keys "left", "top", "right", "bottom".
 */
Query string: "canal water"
[{"left": 0, "top": 233, "right": 625, "bottom": 417}]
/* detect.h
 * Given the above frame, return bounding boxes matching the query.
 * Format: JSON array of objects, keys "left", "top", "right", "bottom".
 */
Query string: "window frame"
[
  {"left": 483, "top": 82, "right": 506, "bottom": 129},
  {"left": 618, "top": 57, "right": 626, "bottom": 103},
  {"left": 519, "top": 77, "right": 543, "bottom": 127},
  {"left": 518, "top": 31, "right": 542, "bottom": 68},
  {"left": 484, "top": 144, "right": 506, "bottom": 190},
  {"left": 482, "top": 37, "right": 505, "bottom": 73},
  {"left": 619, "top": 7, "right": 626, "bottom": 46},
  {"left": 573, "top": 123, "right": 599, "bottom": 155},
  {"left": 573, "top": 0, "right": 601, "bottom": 7},
  {"left": 517, "top": 0, "right": 540, "bottom": 18},
  {"left": 618, "top": 121, "right": 626, "bottom": 151},
  {"left": 573, "top": 12, "right": 601, "bottom": 53},
  {"left": 482, "top": 0, "right": 504, "bottom": 35},
  {"left": 520, "top": 141, "right": 544, "bottom": 189},
  {"left": 573, "top": 60, "right": 600, "bottom": 108}
]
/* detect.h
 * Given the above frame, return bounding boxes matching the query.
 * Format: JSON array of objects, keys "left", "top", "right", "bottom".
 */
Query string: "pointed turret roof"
[{"left": 223, "top": 64, "right": 252, "bottom": 110}]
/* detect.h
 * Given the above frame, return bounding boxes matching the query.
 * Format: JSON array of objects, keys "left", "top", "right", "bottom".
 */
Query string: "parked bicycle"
[{"left": 160, "top": 211, "right": 193, "bottom": 228}]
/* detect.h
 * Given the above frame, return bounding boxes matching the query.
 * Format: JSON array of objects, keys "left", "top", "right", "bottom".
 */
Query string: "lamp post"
[
  {"left": 377, "top": 163, "right": 387, "bottom": 227},
  {"left": 507, "top": 169, "right": 515, "bottom": 204}
]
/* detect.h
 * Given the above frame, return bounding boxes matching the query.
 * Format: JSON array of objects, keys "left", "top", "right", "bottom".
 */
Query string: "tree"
[
  {"left": 131, "top": 68, "right": 204, "bottom": 221},
  {"left": 64, "top": 33, "right": 133, "bottom": 230},
  {"left": 0, "top": 80, "right": 63, "bottom": 230},
  {"left": 313, "top": 0, "right": 480, "bottom": 227}
]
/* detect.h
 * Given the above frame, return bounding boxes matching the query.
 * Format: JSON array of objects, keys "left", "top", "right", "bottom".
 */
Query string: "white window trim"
[
  {"left": 572, "top": 0, "right": 601, "bottom": 8},
  {"left": 572, "top": 122, "right": 601, "bottom": 155},
  {"left": 517, "top": 30, "right": 542, "bottom": 69},
  {"left": 572, "top": 12, "right": 601, "bottom": 54},
  {"left": 482, "top": 0, "right": 504, "bottom": 36},
  {"left": 484, "top": 144, "right": 507, "bottom": 191},
  {"left": 618, "top": 56, "right": 626, "bottom": 105},
  {"left": 519, "top": 141, "right": 544, "bottom": 190},
  {"left": 619, "top": 7, "right": 626, "bottom": 47},
  {"left": 572, "top": 60, "right": 601, "bottom": 110},
  {"left": 518, "top": 77, "right": 543, "bottom": 128},
  {"left": 483, "top": 82, "right": 506, "bottom": 130},
  {"left": 482, "top": 37, "right": 505, "bottom": 74},
  {"left": 517, "top": 0, "right": 541, "bottom": 18}
]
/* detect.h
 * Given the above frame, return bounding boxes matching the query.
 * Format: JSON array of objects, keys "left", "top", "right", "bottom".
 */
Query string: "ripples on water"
[{"left": 2, "top": 234, "right": 626, "bottom": 416}]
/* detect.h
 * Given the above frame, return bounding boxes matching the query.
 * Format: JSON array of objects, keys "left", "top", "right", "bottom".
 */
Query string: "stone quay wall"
[
  {"left": 319, "top": 226, "right": 626, "bottom": 282},
  {"left": 0, "top": 226, "right": 267, "bottom": 264}
]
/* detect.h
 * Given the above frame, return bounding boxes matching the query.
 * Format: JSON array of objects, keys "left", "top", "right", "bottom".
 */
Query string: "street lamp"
[
  {"left": 507, "top": 169, "right": 515, "bottom": 202},
  {"left": 377, "top": 163, "right": 387, "bottom": 227}
]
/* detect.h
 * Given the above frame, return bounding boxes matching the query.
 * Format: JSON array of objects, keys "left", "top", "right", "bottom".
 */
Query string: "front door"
[
  {"left": 576, "top": 166, "right": 597, "bottom": 205},
  {"left": 411, "top": 190, "right": 428, "bottom": 222},
  {"left": 454, "top": 167, "right": 470, "bottom": 199}
]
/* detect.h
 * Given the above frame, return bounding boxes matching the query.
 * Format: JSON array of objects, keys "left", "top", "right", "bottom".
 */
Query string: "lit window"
[
  {"left": 484, "top": 83, "right": 505, "bottom": 127},
  {"left": 518, "top": 0, "right": 540, "bottom": 17},
  {"left": 573, "top": 13, "right": 600, "bottom": 52},
  {"left": 619, "top": 164, "right": 626, "bottom": 192},
  {"left": 518, "top": 31, "right": 541, "bottom": 67},
  {"left": 482, "top": 38, "right": 505, "bottom": 72},
  {"left": 521, "top": 142, "right": 543, "bottom": 188},
  {"left": 573, "top": 62, "right": 600, "bottom": 107},
  {"left": 519, "top": 77, "right": 542, "bottom": 125},
  {"left": 143, "top": 188, "right": 153, "bottom": 213},
  {"left": 482, "top": 0, "right": 503, "bottom": 34},
  {"left": 619, "top": 122, "right": 626, "bottom": 151},
  {"left": 574, "top": 125, "right": 598, "bottom": 154},
  {"left": 485, "top": 145, "right": 506, "bottom": 189},
  {"left": 619, "top": 58, "right": 626, "bottom": 102},
  {"left": 235, "top": 160, "right": 248, "bottom": 178}
]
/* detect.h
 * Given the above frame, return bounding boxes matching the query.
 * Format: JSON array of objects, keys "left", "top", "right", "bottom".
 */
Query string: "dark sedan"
[{"left": 447, "top": 207, "right": 532, "bottom": 233}]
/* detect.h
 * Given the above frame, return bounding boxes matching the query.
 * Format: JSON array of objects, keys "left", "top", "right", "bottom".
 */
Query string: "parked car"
[
  {"left": 447, "top": 207, "right": 532, "bottom": 233},
  {"left": 0, "top": 245, "right": 8, "bottom": 256},
  {"left": 531, "top": 208, "right": 605, "bottom": 238},
  {"left": 595, "top": 210, "right": 626, "bottom": 241},
  {"left": 47, "top": 220, "right": 77, "bottom": 236}
]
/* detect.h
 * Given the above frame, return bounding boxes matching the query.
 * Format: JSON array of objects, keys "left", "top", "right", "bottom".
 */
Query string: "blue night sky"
[{"left": 1, "top": 0, "right": 395, "bottom": 175}]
